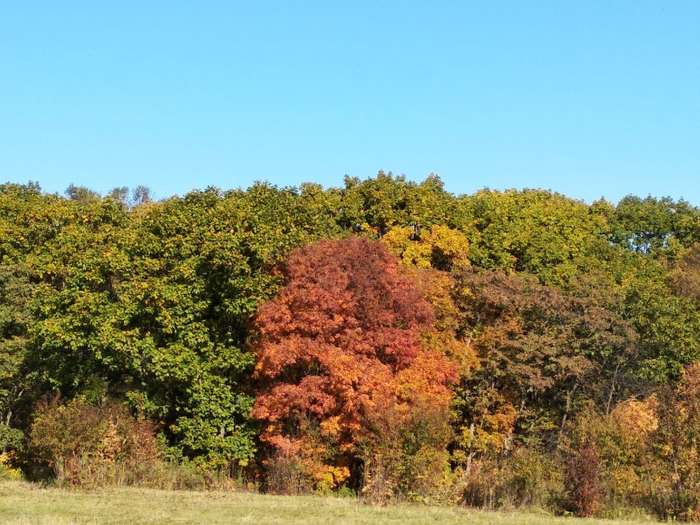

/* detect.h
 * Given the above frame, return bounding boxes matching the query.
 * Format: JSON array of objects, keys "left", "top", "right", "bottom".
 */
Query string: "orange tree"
[{"left": 251, "top": 237, "right": 456, "bottom": 493}]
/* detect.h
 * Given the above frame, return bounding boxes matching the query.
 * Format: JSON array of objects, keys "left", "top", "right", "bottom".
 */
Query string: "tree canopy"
[{"left": 2, "top": 174, "right": 700, "bottom": 518}]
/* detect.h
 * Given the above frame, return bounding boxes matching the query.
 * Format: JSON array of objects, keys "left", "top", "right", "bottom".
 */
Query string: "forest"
[{"left": 1, "top": 172, "right": 700, "bottom": 520}]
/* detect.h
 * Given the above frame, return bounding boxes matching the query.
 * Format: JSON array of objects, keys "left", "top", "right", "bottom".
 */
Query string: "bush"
[
  {"left": 0, "top": 423, "right": 23, "bottom": 454},
  {"left": 565, "top": 438, "right": 602, "bottom": 517},
  {"left": 645, "top": 364, "right": 700, "bottom": 521},
  {"left": 263, "top": 450, "right": 315, "bottom": 495},
  {"left": 460, "top": 446, "right": 564, "bottom": 511},
  {"left": 0, "top": 452, "right": 22, "bottom": 480},
  {"left": 258, "top": 415, "right": 351, "bottom": 495},
  {"left": 28, "top": 397, "right": 161, "bottom": 487},
  {"left": 359, "top": 398, "right": 453, "bottom": 504}
]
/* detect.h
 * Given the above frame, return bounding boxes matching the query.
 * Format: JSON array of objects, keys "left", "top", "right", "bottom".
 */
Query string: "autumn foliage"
[
  {"left": 251, "top": 238, "right": 456, "bottom": 493},
  {"left": 4, "top": 176, "right": 700, "bottom": 519},
  {"left": 28, "top": 398, "right": 160, "bottom": 487}
]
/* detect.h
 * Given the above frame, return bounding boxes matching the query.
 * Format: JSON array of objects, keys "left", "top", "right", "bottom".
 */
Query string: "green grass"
[{"left": 0, "top": 480, "right": 657, "bottom": 525}]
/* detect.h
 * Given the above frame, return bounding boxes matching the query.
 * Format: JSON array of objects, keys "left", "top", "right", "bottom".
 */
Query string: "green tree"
[
  {"left": 611, "top": 196, "right": 700, "bottom": 255},
  {"left": 458, "top": 189, "right": 613, "bottom": 286},
  {"left": 22, "top": 182, "right": 341, "bottom": 468}
]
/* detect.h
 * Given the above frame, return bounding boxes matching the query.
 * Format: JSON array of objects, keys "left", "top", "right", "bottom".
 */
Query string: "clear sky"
[{"left": 1, "top": 2, "right": 698, "bottom": 203}]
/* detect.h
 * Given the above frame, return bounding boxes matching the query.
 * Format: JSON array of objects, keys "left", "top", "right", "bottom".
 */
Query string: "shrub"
[
  {"left": 28, "top": 397, "right": 160, "bottom": 487},
  {"left": 0, "top": 452, "right": 22, "bottom": 480},
  {"left": 565, "top": 438, "right": 602, "bottom": 517},
  {"left": 559, "top": 400, "right": 661, "bottom": 518},
  {"left": 359, "top": 401, "right": 453, "bottom": 504},
  {"left": 646, "top": 364, "right": 700, "bottom": 521},
  {"left": 460, "top": 446, "right": 564, "bottom": 511},
  {"left": 263, "top": 450, "right": 315, "bottom": 495},
  {"left": 0, "top": 423, "right": 23, "bottom": 454}
]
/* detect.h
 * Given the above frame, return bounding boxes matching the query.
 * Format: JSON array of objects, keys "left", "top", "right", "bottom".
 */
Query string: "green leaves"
[
  {"left": 0, "top": 175, "right": 699, "bottom": 483},
  {"left": 0, "top": 181, "right": 344, "bottom": 467}
]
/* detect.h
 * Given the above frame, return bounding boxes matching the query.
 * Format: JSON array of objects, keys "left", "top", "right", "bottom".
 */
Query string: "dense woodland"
[{"left": 2, "top": 173, "right": 700, "bottom": 519}]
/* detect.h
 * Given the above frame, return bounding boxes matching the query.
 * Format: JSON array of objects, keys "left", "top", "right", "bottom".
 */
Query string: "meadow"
[{"left": 0, "top": 481, "right": 657, "bottom": 525}]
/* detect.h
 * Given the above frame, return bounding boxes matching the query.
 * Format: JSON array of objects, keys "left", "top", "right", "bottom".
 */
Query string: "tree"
[
  {"left": 65, "top": 184, "right": 100, "bottom": 203},
  {"left": 382, "top": 224, "right": 470, "bottom": 272},
  {"left": 621, "top": 255, "right": 700, "bottom": 383},
  {"left": 21, "top": 182, "right": 341, "bottom": 469},
  {"left": 451, "top": 269, "right": 638, "bottom": 461},
  {"left": 338, "top": 172, "right": 458, "bottom": 237},
  {"left": 107, "top": 187, "right": 129, "bottom": 206},
  {"left": 131, "top": 185, "right": 152, "bottom": 206},
  {"left": 670, "top": 243, "right": 700, "bottom": 304},
  {"left": 252, "top": 238, "right": 456, "bottom": 492},
  {"left": 651, "top": 363, "right": 700, "bottom": 520},
  {"left": 458, "top": 189, "right": 613, "bottom": 286},
  {"left": 611, "top": 196, "right": 700, "bottom": 255},
  {"left": 0, "top": 183, "right": 61, "bottom": 450}
]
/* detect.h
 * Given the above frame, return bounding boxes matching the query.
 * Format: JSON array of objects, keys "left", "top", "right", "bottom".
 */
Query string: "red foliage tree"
[
  {"left": 252, "top": 237, "right": 456, "bottom": 490},
  {"left": 565, "top": 438, "right": 602, "bottom": 517}
]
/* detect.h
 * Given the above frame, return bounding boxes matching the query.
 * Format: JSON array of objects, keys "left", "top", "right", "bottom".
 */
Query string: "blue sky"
[{"left": 1, "top": 2, "right": 698, "bottom": 203}]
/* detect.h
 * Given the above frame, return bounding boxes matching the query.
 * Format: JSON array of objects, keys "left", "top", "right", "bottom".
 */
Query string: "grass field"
[{"left": 0, "top": 480, "right": 657, "bottom": 525}]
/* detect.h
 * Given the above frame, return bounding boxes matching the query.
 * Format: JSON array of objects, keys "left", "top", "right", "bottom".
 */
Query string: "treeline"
[{"left": 1, "top": 173, "right": 700, "bottom": 519}]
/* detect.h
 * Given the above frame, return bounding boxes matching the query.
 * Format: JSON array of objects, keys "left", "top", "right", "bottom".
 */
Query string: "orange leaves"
[
  {"left": 611, "top": 397, "right": 659, "bottom": 441},
  {"left": 251, "top": 238, "right": 456, "bottom": 488}
]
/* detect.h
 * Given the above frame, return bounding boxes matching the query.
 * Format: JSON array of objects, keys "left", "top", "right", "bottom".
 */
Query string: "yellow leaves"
[
  {"left": 457, "top": 401, "right": 517, "bottom": 456},
  {"left": 383, "top": 226, "right": 419, "bottom": 259},
  {"left": 409, "top": 269, "right": 458, "bottom": 330},
  {"left": 382, "top": 225, "right": 469, "bottom": 272},
  {"left": 609, "top": 465, "right": 641, "bottom": 497},
  {"left": 405, "top": 266, "right": 478, "bottom": 379},
  {"left": 422, "top": 331, "right": 478, "bottom": 377},
  {"left": 611, "top": 396, "right": 659, "bottom": 440},
  {"left": 424, "top": 225, "right": 471, "bottom": 270},
  {"left": 100, "top": 419, "right": 122, "bottom": 462},
  {"left": 0, "top": 452, "right": 22, "bottom": 480},
  {"left": 314, "top": 465, "right": 351, "bottom": 491},
  {"left": 320, "top": 416, "right": 342, "bottom": 438}
]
